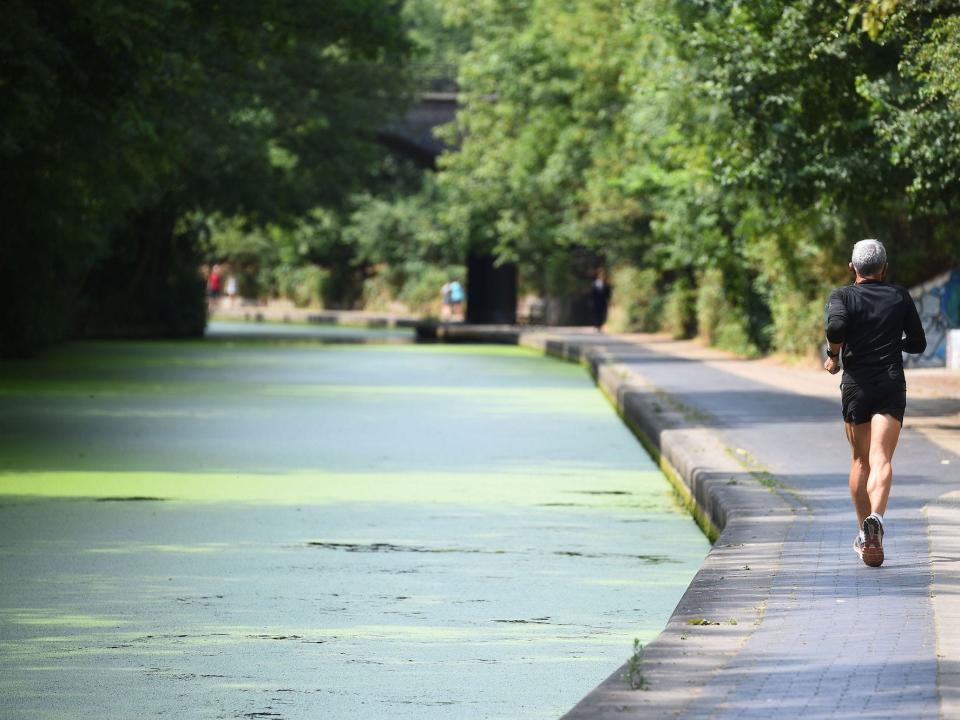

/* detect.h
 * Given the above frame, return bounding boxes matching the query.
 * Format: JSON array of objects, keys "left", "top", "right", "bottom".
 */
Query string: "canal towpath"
[{"left": 458, "top": 326, "right": 960, "bottom": 718}]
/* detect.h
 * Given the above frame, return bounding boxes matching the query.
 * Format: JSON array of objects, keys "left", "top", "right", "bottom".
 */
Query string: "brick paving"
[{"left": 503, "top": 329, "right": 960, "bottom": 719}]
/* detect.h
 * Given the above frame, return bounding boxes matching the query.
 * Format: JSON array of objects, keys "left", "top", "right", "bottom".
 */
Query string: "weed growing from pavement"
[{"left": 626, "top": 639, "right": 649, "bottom": 690}]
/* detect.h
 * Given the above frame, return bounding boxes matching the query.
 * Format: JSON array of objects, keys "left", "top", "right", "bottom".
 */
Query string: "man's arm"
[
  {"left": 825, "top": 288, "right": 848, "bottom": 345},
  {"left": 902, "top": 292, "right": 927, "bottom": 354},
  {"left": 824, "top": 289, "right": 845, "bottom": 374}
]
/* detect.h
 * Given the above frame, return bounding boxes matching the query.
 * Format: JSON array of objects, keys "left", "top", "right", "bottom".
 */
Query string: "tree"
[
  {"left": 0, "top": 0, "right": 413, "bottom": 355},
  {"left": 426, "top": 0, "right": 959, "bottom": 351}
]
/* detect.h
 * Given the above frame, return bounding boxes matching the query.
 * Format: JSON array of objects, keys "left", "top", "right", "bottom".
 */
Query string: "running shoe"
[
  {"left": 853, "top": 535, "right": 865, "bottom": 560},
  {"left": 861, "top": 515, "right": 884, "bottom": 567}
]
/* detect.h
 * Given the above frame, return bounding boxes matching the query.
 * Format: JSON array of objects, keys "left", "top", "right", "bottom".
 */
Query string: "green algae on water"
[{"left": 0, "top": 339, "right": 708, "bottom": 720}]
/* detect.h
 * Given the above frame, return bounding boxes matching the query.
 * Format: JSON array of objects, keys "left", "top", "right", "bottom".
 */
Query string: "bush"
[
  {"left": 276, "top": 265, "right": 329, "bottom": 308},
  {"left": 361, "top": 262, "right": 463, "bottom": 316},
  {"left": 608, "top": 266, "right": 662, "bottom": 332},
  {"left": 398, "top": 264, "right": 452, "bottom": 316},
  {"left": 660, "top": 278, "right": 696, "bottom": 339},
  {"left": 544, "top": 250, "right": 579, "bottom": 297},
  {"left": 768, "top": 287, "right": 826, "bottom": 357},
  {"left": 744, "top": 231, "right": 838, "bottom": 358},
  {"left": 361, "top": 267, "right": 400, "bottom": 312},
  {"left": 696, "top": 267, "right": 725, "bottom": 344},
  {"left": 696, "top": 267, "right": 760, "bottom": 356},
  {"left": 714, "top": 318, "right": 759, "bottom": 357}
]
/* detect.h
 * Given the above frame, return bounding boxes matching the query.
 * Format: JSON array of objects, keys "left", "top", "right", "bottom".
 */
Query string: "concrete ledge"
[
  {"left": 212, "top": 307, "right": 422, "bottom": 329},
  {"left": 414, "top": 321, "right": 520, "bottom": 343}
]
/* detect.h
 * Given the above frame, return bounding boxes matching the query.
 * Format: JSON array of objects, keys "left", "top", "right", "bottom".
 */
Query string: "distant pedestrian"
[
  {"left": 448, "top": 279, "right": 465, "bottom": 320},
  {"left": 225, "top": 273, "right": 238, "bottom": 307},
  {"left": 207, "top": 264, "right": 223, "bottom": 313},
  {"left": 590, "top": 269, "right": 612, "bottom": 331},
  {"left": 824, "top": 239, "right": 926, "bottom": 567},
  {"left": 441, "top": 280, "right": 453, "bottom": 320}
]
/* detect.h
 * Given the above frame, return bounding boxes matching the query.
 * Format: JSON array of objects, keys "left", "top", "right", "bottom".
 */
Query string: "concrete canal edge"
[{"left": 421, "top": 324, "right": 806, "bottom": 717}]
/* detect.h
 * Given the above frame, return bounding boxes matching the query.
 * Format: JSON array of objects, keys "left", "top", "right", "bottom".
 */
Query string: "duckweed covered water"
[{"left": 0, "top": 334, "right": 708, "bottom": 719}]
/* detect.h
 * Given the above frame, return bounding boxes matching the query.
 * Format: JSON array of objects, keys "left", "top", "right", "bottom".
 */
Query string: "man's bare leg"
[
  {"left": 866, "top": 413, "right": 902, "bottom": 516},
  {"left": 847, "top": 413, "right": 901, "bottom": 566},
  {"left": 845, "top": 421, "right": 872, "bottom": 529}
]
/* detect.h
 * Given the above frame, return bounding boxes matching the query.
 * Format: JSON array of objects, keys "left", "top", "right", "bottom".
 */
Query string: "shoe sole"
[
  {"left": 862, "top": 517, "right": 884, "bottom": 567},
  {"left": 862, "top": 542, "right": 884, "bottom": 567}
]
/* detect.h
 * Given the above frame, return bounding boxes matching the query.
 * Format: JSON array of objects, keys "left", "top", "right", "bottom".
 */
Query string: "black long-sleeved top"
[{"left": 825, "top": 280, "right": 926, "bottom": 384}]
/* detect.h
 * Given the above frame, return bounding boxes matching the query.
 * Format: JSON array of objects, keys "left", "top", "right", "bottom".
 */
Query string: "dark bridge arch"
[{"left": 378, "top": 91, "right": 458, "bottom": 169}]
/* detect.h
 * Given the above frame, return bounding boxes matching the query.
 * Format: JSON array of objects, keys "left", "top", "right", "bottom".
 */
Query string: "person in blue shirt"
[{"left": 448, "top": 279, "right": 465, "bottom": 320}]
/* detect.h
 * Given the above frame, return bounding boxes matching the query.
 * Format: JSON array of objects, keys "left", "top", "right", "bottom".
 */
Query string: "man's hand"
[{"left": 824, "top": 355, "right": 841, "bottom": 375}]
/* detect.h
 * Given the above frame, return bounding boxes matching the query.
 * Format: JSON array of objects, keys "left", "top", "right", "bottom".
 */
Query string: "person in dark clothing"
[
  {"left": 590, "top": 269, "right": 612, "bottom": 331},
  {"left": 824, "top": 239, "right": 926, "bottom": 567}
]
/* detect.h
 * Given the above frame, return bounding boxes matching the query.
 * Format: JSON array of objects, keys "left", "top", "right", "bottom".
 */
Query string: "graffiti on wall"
[{"left": 906, "top": 269, "right": 960, "bottom": 368}]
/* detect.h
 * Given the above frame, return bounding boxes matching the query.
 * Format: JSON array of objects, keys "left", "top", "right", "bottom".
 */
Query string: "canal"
[{"left": 0, "top": 326, "right": 709, "bottom": 719}]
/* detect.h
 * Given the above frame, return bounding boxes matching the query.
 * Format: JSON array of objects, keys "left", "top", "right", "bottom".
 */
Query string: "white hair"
[{"left": 851, "top": 239, "right": 887, "bottom": 277}]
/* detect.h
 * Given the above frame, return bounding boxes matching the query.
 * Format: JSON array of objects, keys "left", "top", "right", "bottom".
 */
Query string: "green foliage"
[
  {"left": 424, "top": 0, "right": 959, "bottom": 356},
  {"left": 403, "top": 0, "right": 472, "bottom": 67},
  {"left": 848, "top": 0, "right": 902, "bottom": 38},
  {"left": 626, "top": 638, "right": 648, "bottom": 691},
  {"left": 661, "top": 278, "right": 696, "bottom": 340},
  {"left": 696, "top": 268, "right": 760, "bottom": 357},
  {"left": 9, "top": 0, "right": 960, "bottom": 357},
  {"left": 437, "top": 0, "right": 633, "bottom": 267},
  {"left": 346, "top": 174, "right": 460, "bottom": 268},
  {"left": 398, "top": 264, "right": 458, "bottom": 314},
  {"left": 204, "top": 216, "right": 276, "bottom": 298},
  {"left": 543, "top": 251, "right": 581, "bottom": 298},
  {"left": 362, "top": 262, "right": 462, "bottom": 315},
  {"left": 695, "top": 269, "right": 726, "bottom": 347},
  {"left": 768, "top": 288, "right": 827, "bottom": 358},
  {"left": 1, "top": 0, "right": 413, "bottom": 354},
  {"left": 608, "top": 267, "right": 662, "bottom": 333},
  {"left": 275, "top": 266, "right": 330, "bottom": 308}
]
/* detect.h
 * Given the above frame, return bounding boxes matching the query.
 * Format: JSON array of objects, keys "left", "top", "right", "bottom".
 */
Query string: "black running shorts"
[{"left": 841, "top": 379, "right": 906, "bottom": 425}]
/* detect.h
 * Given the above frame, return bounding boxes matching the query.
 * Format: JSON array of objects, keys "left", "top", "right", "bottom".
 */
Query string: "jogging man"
[{"left": 824, "top": 239, "right": 926, "bottom": 567}]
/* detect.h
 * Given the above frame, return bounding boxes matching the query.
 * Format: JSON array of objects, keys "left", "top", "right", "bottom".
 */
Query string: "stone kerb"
[{"left": 518, "top": 331, "right": 801, "bottom": 718}]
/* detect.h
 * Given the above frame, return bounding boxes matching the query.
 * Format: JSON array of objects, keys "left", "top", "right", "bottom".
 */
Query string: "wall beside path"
[{"left": 907, "top": 268, "right": 960, "bottom": 368}]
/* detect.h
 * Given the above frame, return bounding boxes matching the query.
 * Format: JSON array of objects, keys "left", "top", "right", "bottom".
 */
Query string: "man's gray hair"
[{"left": 851, "top": 239, "right": 887, "bottom": 277}]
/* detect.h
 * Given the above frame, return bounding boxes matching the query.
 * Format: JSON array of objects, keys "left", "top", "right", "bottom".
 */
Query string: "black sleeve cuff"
[{"left": 825, "top": 320, "right": 846, "bottom": 344}]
